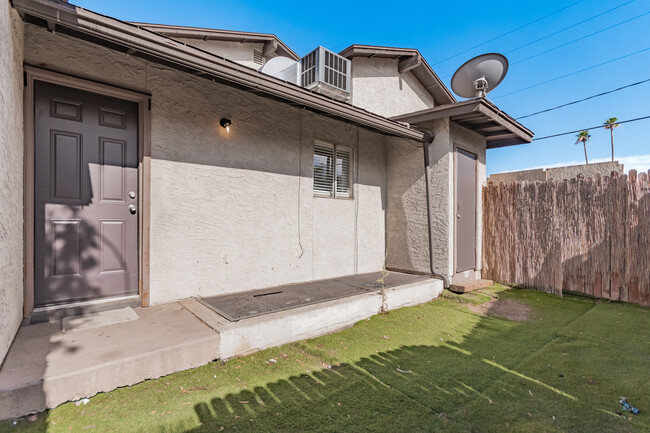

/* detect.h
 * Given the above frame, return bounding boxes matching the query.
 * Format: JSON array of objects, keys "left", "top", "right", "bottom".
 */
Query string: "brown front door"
[
  {"left": 455, "top": 147, "right": 477, "bottom": 273},
  {"left": 34, "top": 81, "right": 139, "bottom": 307}
]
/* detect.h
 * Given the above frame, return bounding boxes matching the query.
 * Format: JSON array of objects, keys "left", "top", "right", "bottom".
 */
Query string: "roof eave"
[
  {"left": 391, "top": 99, "right": 534, "bottom": 148},
  {"left": 339, "top": 45, "right": 456, "bottom": 106},
  {"left": 131, "top": 22, "right": 300, "bottom": 61},
  {"left": 13, "top": 0, "right": 423, "bottom": 142}
]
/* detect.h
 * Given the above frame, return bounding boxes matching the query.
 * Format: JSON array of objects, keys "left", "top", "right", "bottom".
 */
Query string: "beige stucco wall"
[
  {"left": 350, "top": 57, "right": 435, "bottom": 118},
  {"left": 449, "top": 121, "right": 487, "bottom": 279},
  {"left": 175, "top": 38, "right": 265, "bottom": 70},
  {"left": 487, "top": 168, "right": 546, "bottom": 183},
  {"left": 0, "top": 3, "right": 24, "bottom": 364},
  {"left": 24, "top": 24, "right": 387, "bottom": 305},
  {"left": 387, "top": 118, "right": 486, "bottom": 283},
  {"left": 488, "top": 161, "right": 624, "bottom": 183},
  {"left": 385, "top": 137, "right": 430, "bottom": 274},
  {"left": 546, "top": 161, "right": 623, "bottom": 180}
]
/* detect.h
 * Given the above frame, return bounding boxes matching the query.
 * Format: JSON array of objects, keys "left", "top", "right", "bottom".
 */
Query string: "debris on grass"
[
  {"left": 396, "top": 366, "right": 413, "bottom": 374},
  {"left": 620, "top": 398, "right": 640, "bottom": 414}
]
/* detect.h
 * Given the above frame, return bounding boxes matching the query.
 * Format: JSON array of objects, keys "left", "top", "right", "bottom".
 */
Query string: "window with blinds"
[{"left": 313, "top": 141, "right": 352, "bottom": 198}]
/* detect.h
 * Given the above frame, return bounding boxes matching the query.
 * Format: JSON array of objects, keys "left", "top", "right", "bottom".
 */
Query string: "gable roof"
[
  {"left": 392, "top": 98, "right": 534, "bottom": 148},
  {"left": 132, "top": 23, "right": 299, "bottom": 60},
  {"left": 13, "top": 0, "right": 424, "bottom": 142},
  {"left": 339, "top": 45, "right": 456, "bottom": 106}
]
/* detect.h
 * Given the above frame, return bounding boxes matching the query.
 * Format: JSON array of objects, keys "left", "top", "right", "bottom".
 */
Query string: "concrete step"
[
  {"left": 183, "top": 275, "right": 445, "bottom": 360},
  {"left": 0, "top": 272, "right": 444, "bottom": 420},
  {"left": 449, "top": 279, "right": 494, "bottom": 293},
  {"left": 0, "top": 303, "right": 220, "bottom": 420}
]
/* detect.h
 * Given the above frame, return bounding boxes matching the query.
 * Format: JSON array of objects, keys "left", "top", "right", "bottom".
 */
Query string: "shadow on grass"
[{"left": 176, "top": 293, "right": 647, "bottom": 433}]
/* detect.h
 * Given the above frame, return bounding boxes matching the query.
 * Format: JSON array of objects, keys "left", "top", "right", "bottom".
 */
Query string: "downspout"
[{"left": 421, "top": 130, "right": 450, "bottom": 288}]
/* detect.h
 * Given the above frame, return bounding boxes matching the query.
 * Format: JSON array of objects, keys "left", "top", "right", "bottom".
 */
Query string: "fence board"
[{"left": 483, "top": 170, "right": 650, "bottom": 306}]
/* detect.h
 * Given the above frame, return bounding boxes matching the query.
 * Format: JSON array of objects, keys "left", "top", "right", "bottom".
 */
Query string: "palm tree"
[
  {"left": 603, "top": 117, "right": 620, "bottom": 162},
  {"left": 575, "top": 130, "right": 591, "bottom": 164}
]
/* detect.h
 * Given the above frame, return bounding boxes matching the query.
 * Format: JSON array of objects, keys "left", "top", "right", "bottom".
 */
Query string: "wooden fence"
[{"left": 482, "top": 170, "right": 650, "bottom": 306}]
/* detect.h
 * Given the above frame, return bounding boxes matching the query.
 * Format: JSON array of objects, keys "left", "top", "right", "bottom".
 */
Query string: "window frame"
[{"left": 313, "top": 140, "right": 353, "bottom": 199}]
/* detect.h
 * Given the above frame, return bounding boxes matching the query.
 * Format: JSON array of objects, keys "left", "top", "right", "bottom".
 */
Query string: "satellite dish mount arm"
[{"left": 473, "top": 76, "right": 488, "bottom": 98}]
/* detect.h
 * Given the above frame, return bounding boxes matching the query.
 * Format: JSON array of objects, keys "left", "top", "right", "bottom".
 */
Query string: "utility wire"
[
  {"left": 439, "top": 1, "right": 641, "bottom": 80},
  {"left": 511, "top": 10, "right": 650, "bottom": 65},
  {"left": 532, "top": 115, "right": 650, "bottom": 141},
  {"left": 431, "top": 0, "right": 587, "bottom": 66},
  {"left": 493, "top": 46, "right": 650, "bottom": 99},
  {"left": 516, "top": 77, "right": 650, "bottom": 119},
  {"left": 506, "top": 0, "right": 636, "bottom": 55}
]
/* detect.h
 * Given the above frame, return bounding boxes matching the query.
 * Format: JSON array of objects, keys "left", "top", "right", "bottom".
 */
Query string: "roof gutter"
[{"left": 12, "top": 0, "right": 424, "bottom": 142}]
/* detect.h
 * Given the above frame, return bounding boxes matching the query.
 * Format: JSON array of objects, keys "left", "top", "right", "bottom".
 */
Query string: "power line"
[
  {"left": 505, "top": 0, "right": 636, "bottom": 55},
  {"left": 532, "top": 115, "right": 650, "bottom": 141},
  {"left": 439, "top": 1, "right": 642, "bottom": 80},
  {"left": 431, "top": 0, "right": 587, "bottom": 66},
  {"left": 493, "top": 46, "right": 650, "bottom": 99},
  {"left": 516, "top": 77, "right": 650, "bottom": 119},
  {"left": 511, "top": 10, "right": 650, "bottom": 66}
]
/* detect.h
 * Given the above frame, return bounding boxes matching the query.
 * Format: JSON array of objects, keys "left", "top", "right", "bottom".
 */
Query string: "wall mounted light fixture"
[{"left": 220, "top": 118, "right": 232, "bottom": 132}]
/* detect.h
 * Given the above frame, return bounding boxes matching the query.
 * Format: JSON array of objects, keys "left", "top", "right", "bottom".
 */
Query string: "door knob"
[{"left": 128, "top": 204, "right": 137, "bottom": 214}]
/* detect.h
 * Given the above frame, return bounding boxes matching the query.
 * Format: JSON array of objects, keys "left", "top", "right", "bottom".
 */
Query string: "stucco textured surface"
[
  {"left": 450, "top": 122, "right": 487, "bottom": 275},
  {"left": 394, "top": 119, "right": 487, "bottom": 282},
  {"left": 385, "top": 137, "right": 430, "bottom": 274},
  {"left": 174, "top": 38, "right": 264, "bottom": 70},
  {"left": 488, "top": 161, "right": 623, "bottom": 184},
  {"left": 24, "top": 24, "right": 387, "bottom": 305},
  {"left": 0, "top": 3, "right": 24, "bottom": 365},
  {"left": 350, "top": 57, "right": 435, "bottom": 118},
  {"left": 488, "top": 167, "right": 546, "bottom": 183},
  {"left": 427, "top": 118, "right": 453, "bottom": 279}
]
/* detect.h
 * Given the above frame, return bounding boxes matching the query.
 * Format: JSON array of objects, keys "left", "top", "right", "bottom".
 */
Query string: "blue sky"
[{"left": 76, "top": 0, "right": 650, "bottom": 175}]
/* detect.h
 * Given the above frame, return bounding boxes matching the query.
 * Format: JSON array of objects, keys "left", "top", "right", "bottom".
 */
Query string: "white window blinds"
[
  {"left": 336, "top": 147, "right": 351, "bottom": 197},
  {"left": 313, "top": 142, "right": 351, "bottom": 198},
  {"left": 313, "top": 143, "right": 334, "bottom": 196}
]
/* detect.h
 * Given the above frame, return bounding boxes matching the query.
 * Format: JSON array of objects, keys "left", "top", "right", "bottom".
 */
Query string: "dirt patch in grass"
[{"left": 468, "top": 298, "right": 531, "bottom": 321}]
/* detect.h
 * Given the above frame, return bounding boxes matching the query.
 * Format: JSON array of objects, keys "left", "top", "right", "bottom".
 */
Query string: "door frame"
[
  {"left": 453, "top": 143, "right": 479, "bottom": 275},
  {"left": 23, "top": 65, "right": 152, "bottom": 318}
]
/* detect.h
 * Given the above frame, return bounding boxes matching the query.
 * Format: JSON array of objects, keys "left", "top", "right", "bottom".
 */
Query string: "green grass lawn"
[{"left": 2, "top": 284, "right": 648, "bottom": 432}]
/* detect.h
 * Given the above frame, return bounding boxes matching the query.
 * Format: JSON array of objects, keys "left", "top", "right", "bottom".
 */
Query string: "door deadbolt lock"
[
  {"left": 129, "top": 191, "right": 136, "bottom": 199},
  {"left": 128, "top": 204, "right": 137, "bottom": 214}
]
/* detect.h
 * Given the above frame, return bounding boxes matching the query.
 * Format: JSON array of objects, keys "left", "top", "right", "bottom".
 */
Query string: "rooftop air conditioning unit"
[{"left": 300, "top": 46, "right": 351, "bottom": 102}]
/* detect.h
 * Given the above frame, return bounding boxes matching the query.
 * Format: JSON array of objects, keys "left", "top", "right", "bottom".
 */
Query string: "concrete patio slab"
[
  {"left": 0, "top": 302, "right": 220, "bottom": 420},
  {"left": 183, "top": 273, "right": 444, "bottom": 360},
  {"left": 61, "top": 307, "right": 139, "bottom": 333},
  {"left": 0, "top": 272, "right": 443, "bottom": 420},
  {"left": 199, "top": 272, "right": 430, "bottom": 321}
]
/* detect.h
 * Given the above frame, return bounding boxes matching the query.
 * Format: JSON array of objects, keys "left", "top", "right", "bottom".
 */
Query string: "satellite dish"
[
  {"left": 451, "top": 53, "right": 509, "bottom": 99},
  {"left": 259, "top": 57, "right": 300, "bottom": 85}
]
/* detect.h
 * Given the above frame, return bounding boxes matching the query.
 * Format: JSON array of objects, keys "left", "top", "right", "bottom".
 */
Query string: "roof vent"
[
  {"left": 300, "top": 46, "right": 350, "bottom": 102},
  {"left": 252, "top": 50, "right": 265, "bottom": 66}
]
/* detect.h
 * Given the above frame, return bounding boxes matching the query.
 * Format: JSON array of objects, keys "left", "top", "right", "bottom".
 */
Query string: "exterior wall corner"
[{"left": 0, "top": 3, "right": 25, "bottom": 364}]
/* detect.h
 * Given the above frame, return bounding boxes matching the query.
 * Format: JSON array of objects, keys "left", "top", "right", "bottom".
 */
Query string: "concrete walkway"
[{"left": 0, "top": 272, "right": 443, "bottom": 420}]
